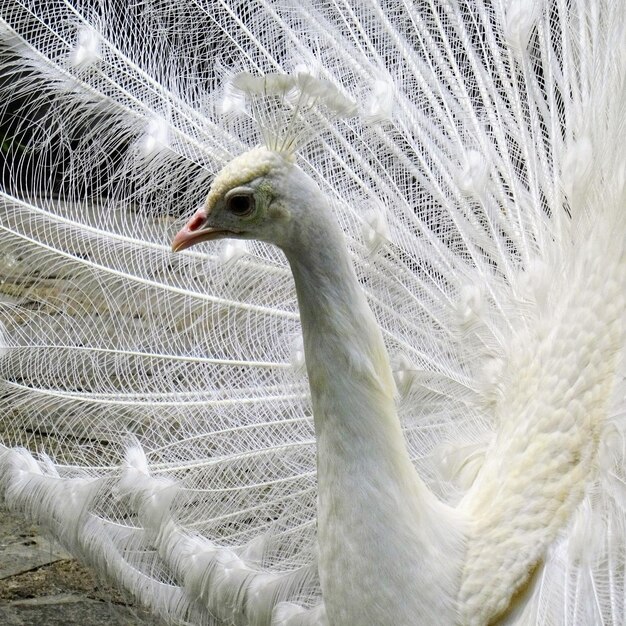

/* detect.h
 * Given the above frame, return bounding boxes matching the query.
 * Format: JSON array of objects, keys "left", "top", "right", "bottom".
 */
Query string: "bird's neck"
[
  {"left": 285, "top": 225, "right": 409, "bottom": 480},
  {"left": 283, "top": 212, "right": 462, "bottom": 623}
]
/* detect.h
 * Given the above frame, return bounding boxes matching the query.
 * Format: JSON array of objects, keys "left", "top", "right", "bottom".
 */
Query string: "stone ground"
[{"left": 0, "top": 505, "right": 166, "bottom": 625}]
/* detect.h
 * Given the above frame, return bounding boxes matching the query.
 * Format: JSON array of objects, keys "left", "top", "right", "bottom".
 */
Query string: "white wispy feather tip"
[
  {"left": 365, "top": 78, "right": 395, "bottom": 123},
  {"left": 141, "top": 117, "right": 170, "bottom": 156},
  {"left": 220, "top": 239, "right": 249, "bottom": 264},
  {"left": 363, "top": 207, "right": 390, "bottom": 254},
  {"left": 504, "top": 0, "right": 541, "bottom": 52},
  {"left": 124, "top": 444, "right": 150, "bottom": 475},
  {"left": 71, "top": 25, "right": 101, "bottom": 68},
  {"left": 458, "top": 150, "right": 490, "bottom": 196},
  {"left": 561, "top": 135, "right": 593, "bottom": 204},
  {"left": 290, "top": 334, "right": 306, "bottom": 372}
]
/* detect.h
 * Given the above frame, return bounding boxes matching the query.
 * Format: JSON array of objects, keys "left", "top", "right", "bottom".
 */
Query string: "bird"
[{"left": 0, "top": 0, "right": 624, "bottom": 625}]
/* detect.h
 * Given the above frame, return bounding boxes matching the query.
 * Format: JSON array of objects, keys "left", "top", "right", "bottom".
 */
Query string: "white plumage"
[{"left": 0, "top": 1, "right": 624, "bottom": 625}]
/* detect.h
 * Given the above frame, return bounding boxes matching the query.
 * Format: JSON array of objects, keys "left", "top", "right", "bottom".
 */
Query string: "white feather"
[{"left": 0, "top": 0, "right": 624, "bottom": 624}]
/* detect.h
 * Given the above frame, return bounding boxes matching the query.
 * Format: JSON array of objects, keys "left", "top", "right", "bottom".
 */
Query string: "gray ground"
[{"left": 0, "top": 505, "right": 166, "bottom": 625}]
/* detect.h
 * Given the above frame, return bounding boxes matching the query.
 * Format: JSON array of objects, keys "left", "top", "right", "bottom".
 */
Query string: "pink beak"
[{"left": 171, "top": 207, "right": 231, "bottom": 252}]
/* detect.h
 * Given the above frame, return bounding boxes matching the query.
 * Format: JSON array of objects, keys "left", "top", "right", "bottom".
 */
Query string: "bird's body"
[{"left": 1, "top": 1, "right": 625, "bottom": 625}]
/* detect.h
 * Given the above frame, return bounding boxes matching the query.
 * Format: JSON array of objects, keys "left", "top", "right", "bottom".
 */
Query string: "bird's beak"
[{"left": 171, "top": 207, "right": 232, "bottom": 252}]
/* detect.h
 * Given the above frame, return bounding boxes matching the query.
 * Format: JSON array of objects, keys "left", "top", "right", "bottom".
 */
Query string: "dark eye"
[{"left": 227, "top": 194, "right": 254, "bottom": 216}]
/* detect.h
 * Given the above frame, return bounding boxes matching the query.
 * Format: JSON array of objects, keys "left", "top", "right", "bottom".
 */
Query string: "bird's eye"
[{"left": 227, "top": 194, "right": 254, "bottom": 217}]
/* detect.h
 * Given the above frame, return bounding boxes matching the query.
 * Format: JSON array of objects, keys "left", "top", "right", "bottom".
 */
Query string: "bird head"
[
  {"left": 172, "top": 147, "right": 312, "bottom": 253},
  {"left": 172, "top": 72, "right": 356, "bottom": 254}
]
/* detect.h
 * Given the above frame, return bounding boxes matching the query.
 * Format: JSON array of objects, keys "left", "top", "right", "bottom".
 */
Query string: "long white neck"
[
  {"left": 287, "top": 223, "right": 405, "bottom": 470},
  {"left": 282, "top": 185, "right": 463, "bottom": 625}
]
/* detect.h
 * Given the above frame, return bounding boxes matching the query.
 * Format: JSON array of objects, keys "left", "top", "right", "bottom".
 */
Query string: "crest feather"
[{"left": 230, "top": 72, "right": 356, "bottom": 155}]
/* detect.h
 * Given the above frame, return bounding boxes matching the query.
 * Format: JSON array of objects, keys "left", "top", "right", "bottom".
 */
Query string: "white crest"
[{"left": 230, "top": 71, "right": 356, "bottom": 155}]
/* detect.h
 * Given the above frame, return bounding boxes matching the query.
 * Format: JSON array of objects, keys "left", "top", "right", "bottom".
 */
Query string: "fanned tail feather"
[{"left": 1, "top": 0, "right": 624, "bottom": 624}]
